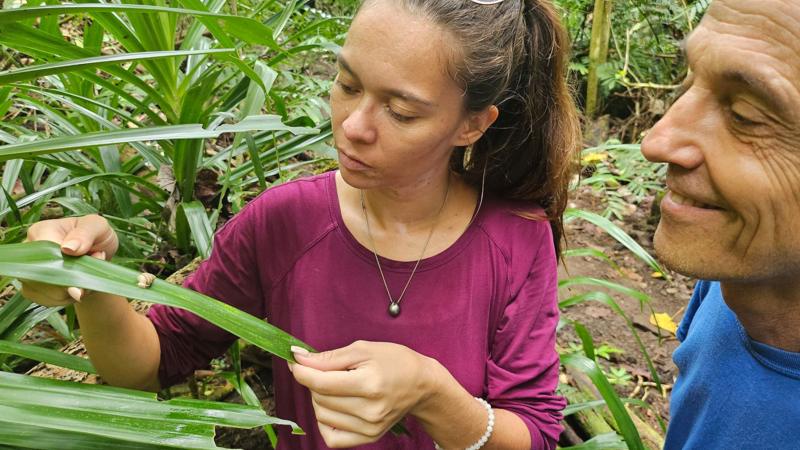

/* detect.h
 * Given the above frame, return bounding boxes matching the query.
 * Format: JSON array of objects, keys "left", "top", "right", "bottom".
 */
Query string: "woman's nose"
[
  {"left": 641, "top": 89, "right": 706, "bottom": 170},
  {"left": 342, "top": 102, "right": 378, "bottom": 145}
]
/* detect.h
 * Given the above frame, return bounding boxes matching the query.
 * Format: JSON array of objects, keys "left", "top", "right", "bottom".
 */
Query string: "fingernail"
[
  {"left": 62, "top": 240, "right": 80, "bottom": 252},
  {"left": 67, "top": 287, "right": 83, "bottom": 303},
  {"left": 93, "top": 251, "right": 106, "bottom": 260},
  {"left": 291, "top": 345, "right": 310, "bottom": 356},
  {"left": 287, "top": 362, "right": 294, "bottom": 373}
]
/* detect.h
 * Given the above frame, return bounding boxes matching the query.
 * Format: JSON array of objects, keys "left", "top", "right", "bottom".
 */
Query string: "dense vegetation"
[{"left": 0, "top": 1, "right": 708, "bottom": 448}]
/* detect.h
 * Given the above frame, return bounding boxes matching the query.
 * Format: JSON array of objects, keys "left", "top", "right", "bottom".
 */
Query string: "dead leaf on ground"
[{"left": 649, "top": 312, "right": 678, "bottom": 335}]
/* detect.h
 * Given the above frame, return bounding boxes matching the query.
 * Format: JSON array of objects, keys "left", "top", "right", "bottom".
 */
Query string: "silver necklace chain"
[{"left": 360, "top": 177, "right": 451, "bottom": 317}]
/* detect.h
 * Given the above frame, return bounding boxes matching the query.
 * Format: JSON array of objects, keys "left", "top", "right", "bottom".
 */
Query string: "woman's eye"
[
  {"left": 336, "top": 80, "right": 358, "bottom": 95},
  {"left": 386, "top": 106, "right": 415, "bottom": 123}
]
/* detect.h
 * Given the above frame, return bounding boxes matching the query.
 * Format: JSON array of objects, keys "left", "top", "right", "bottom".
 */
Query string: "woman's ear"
[{"left": 454, "top": 105, "right": 499, "bottom": 146}]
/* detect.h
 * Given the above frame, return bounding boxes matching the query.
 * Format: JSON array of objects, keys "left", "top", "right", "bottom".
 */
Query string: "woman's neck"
[
  {"left": 350, "top": 170, "right": 455, "bottom": 232},
  {"left": 335, "top": 170, "right": 479, "bottom": 262}
]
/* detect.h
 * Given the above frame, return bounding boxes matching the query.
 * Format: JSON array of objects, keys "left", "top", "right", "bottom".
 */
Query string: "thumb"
[
  {"left": 61, "top": 215, "right": 117, "bottom": 258},
  {"left": 291, "top": 343, "right": 368, "bottom": 372}
]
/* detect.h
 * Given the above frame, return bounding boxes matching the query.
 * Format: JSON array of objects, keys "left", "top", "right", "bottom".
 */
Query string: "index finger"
[
  {"left": 25, "top": 217, "right": 75, "bottom": 245},
  {"left": 291, "top": 363, "right": 371, "bottom": 398}
]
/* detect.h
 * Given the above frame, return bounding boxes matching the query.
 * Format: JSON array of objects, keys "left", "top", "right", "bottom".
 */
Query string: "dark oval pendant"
[{"left": 388, "top": 302, "right": 401, "bottom": 317}]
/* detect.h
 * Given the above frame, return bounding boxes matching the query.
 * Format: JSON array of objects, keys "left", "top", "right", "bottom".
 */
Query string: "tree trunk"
[{"left": 586, "top": 0, "right": 614, "bottom": 118}]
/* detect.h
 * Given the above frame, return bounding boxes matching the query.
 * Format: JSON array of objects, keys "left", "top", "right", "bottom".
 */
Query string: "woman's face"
[{"left": 331, "top": 1, "right": 479, "bottom": 191}]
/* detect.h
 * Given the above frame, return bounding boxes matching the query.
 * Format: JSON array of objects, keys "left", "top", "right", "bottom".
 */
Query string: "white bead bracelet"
[{"left": 434, "top": 397, "right": 495, "bottom": 450}]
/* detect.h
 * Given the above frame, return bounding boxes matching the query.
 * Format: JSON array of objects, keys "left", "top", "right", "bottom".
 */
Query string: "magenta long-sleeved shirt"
[{"left": 148, "top": 171, "right": 564, "bottom": 449}]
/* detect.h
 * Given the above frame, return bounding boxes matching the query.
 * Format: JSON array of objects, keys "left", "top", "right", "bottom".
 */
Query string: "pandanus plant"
[{"left": 0, "top": 0, "right": 341, "bottom": 446}]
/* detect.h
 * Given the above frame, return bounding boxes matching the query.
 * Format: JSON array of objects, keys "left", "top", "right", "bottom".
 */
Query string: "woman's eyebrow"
[
  {"left": 337, "top": 55, "right": 359, "bottom": 80},
  {"left": 336, "top": 54, "right": 437, "bottom": 108}
]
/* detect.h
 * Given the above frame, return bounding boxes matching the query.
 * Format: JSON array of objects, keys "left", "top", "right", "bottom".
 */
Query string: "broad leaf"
[{"left": 0, "top": 241, "right": 314, "bottom": 362}]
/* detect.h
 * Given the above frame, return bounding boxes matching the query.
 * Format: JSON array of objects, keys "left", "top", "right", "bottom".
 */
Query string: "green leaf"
[
  {"left": 561, "top": 354, "right": 644, "bottom": 450},
  {"left": 0, "top": 4, "right": 278, "bottom": 49},
  {"left": 0, "top": 117, "right": 316, "bottom": 162},
  {"left": 0, "top": 158, "right": 23, "bottom": 222},
  {"left": 559, "top": 432, "right": 628, "bottom": 450},
  {"left": 559, "top": 289, "right": 662, "bottom": 392},
  {"left": 177, "top": 201, "right": 214, "bottom": 259},
  {"left": 559, "top": 276, "right": 651, "bottom": 305},
  {"left": 271, "top": 0, "right": 299, "bottom": 39},
  {"left": 0, "top": 173, "right": 149, "bottom": 219},
  {"left": 0, "top": 292, "right": 32, "bottom": 336},
  {"left": 0, "top": 340, "right": 96, "bottom": 374},
  {"left": 563, "top": 247, "right": 621, "bottom": 272},
  {"left": 0, "top": 49, "right": 235, "bottom": 85},
  {"left": 564, "top": 208, "right": 666, "bottom": 276},
  {"left": 246, "top": 133, "right": 267, "bottom": 190},
  {"left": 0, "top": 241, "right": 313, "bottom": 362},
  {"left": 0, "top": 370, "right": 298, "bottom": 449}
]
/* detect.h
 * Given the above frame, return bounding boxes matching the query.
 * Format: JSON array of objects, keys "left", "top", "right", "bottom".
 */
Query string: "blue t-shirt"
[{"left": 665, "top": 281, "right": 800, "bottom": 450}]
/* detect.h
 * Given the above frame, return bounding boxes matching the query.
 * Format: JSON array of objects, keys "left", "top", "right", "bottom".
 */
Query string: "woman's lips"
[{"left": 338, "top": 150, "right": 372, "bottom": 171}]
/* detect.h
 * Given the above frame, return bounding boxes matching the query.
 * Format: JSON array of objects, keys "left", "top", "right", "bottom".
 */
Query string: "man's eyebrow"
[
  {"left": 336, "top": 54, "right": 437, "bottom": 108},
  {"left": 720, "top": 69, "right": 786, "bottom": 112}
]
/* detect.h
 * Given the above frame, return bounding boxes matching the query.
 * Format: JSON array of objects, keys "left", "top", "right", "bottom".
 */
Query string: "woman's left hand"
[{"left": 289, "top": 340, "right": 438, "bottom": 448}]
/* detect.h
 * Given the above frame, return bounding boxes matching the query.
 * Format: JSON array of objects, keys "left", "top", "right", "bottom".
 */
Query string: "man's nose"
[
  {"left": 641, "top": 89, "right": 706, "bottom": 170},
  {"left": 342, "top": 101, "right": 378, "bottom": 145}
]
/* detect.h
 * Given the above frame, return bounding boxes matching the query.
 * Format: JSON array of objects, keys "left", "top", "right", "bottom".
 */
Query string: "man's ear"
[{"left": 453, "top": 105, "right": 499, "bottom": 147}]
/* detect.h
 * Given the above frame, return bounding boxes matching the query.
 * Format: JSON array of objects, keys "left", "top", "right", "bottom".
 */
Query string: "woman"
[{"left": 22, "top": 0, "right": 579, "bottom": 448}]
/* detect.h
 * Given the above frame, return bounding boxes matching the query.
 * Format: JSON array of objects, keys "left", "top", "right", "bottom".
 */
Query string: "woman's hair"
[{"left": 358, "top": 0, "right": 580, "bottom": 257}]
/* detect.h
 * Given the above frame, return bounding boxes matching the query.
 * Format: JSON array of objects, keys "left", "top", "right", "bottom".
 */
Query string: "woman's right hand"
[{"left": 21, "top": 214, "right": 118, "bottom": 306}]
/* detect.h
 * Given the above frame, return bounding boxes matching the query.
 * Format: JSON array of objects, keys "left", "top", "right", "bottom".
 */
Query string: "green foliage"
[
  {"left": 580, "top": 142, "right": 666, "bottom": 220},
  {"left": 0, "top": 370, "right": 296, "bottom": 449},
  {"left": 0, "top": 0, "right": 340, "bottom": 264},
  {"left": 555, "top": 0, "right": 709, "bottom": 112},
  {"left": 605, "top": 366, "right": 633, "bottom": 387}
]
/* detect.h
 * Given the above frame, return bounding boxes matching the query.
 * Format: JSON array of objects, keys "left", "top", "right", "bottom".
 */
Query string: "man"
[{"left": 640, "top": 0, "right": 800, "bottom": 448}]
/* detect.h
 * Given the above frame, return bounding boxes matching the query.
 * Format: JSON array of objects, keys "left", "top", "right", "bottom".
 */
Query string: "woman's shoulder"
[
  {"left": 238, "top": 171, "right": 335, "bottom": 224},
  {"left": 476, "top": 196, "right": 552, "bottom": 246},
  {"left": 251, "top": 170, "right": 333, "bottom": 205},
  {"left": 219, "top": 171, "right": 337, "bottom": 252},
  {"left": 472, "top": 196, "right": 556, "bottom": 273}
]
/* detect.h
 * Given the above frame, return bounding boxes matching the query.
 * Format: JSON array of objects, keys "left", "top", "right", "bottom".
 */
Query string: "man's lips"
[{"left": 666, "top": 190, "right": 723, "bottom": 210}]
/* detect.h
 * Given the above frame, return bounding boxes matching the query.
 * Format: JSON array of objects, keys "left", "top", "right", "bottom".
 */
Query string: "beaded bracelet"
[{"left": 434, "top": 397, "right": 495, "bottom": 450}]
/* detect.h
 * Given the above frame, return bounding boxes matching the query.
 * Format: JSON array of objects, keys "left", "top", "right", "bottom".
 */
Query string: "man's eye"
[
  {"left": 731, "top": 111, "right": 758, "bottom": 126},
  {"left": 729, "top": 103, "right": 762, "bottom": 127}
]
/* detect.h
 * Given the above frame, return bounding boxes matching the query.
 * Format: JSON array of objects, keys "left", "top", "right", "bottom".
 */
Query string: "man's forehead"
[
  {"left": 687, "top": 0, "right": 800, "bottom": 121},
  {"left": 690, "top": 0, "right": 800, "bottom": 79},
  {"left": 703, "top": 0, "right": 800, "bottom": 45}
]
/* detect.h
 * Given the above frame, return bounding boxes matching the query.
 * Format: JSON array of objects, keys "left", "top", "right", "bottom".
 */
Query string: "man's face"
[{"left": 641, "top": 0, "right": 800, "bottom": 284}]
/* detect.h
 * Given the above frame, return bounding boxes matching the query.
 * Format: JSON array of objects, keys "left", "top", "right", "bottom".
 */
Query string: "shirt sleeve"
[
  {"left": 147, "top": 203, "right": 267, "bottom": 388},
  {"left": 486, "top": 224, "right": 565, "bottom": 450}
]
